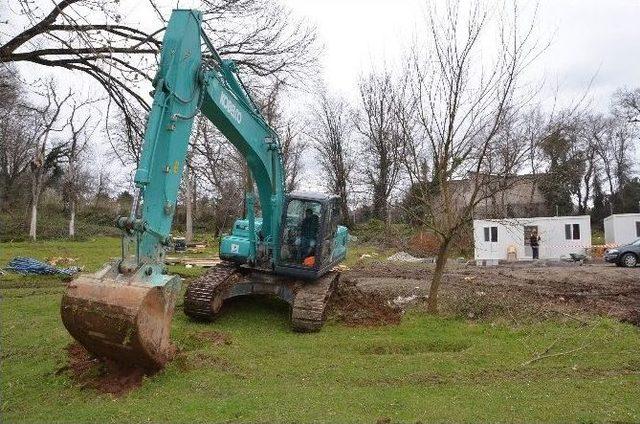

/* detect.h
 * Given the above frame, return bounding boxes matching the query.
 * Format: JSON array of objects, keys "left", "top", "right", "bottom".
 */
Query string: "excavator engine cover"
[{"left": 60, "top": 263, "right": 180, "bottom": 370}]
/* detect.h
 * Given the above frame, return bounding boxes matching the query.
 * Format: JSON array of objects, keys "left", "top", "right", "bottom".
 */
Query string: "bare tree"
[
  {"left": 1, "top": 0, "right": 320, "bottom": 160},
  {"left": 65, "top": 97, "right": 99, "bottom": 237},
  {"left": 612, "top": 87, "right": 640, "bottom": 124},
  {"left": 402, "top": 1, "right": 544, "bottom": 312},
  {"left": 255, "top": 79, "right": 307, "bottom": 192},
  {"left": 307, "top": 90, "right": 355, "bottom": 226},
  {"left": 191, "top": 117, "right": 246, "bottom": 235},
  {"left": 92, "top": 167, "right": 113, "bottom": 207},
  {"left": 591, "top": 116, "right": 635, "bottom": 196},
  {"left": 355, "top": 69, "right": 406, "bottom": 222},
  {"left": 279, "top": 121, "right": 306, "bottom": 192},
  {"left": 0, "top": 65, "right": 38, "bottom": 211},
  {"left": 27, "top": 81, "right": 72, "bottom": 240}
]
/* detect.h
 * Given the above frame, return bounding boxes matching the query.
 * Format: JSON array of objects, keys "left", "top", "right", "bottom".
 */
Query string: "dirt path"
[{"left": 342, "top": 261, "right": 640, "bottom": 325}]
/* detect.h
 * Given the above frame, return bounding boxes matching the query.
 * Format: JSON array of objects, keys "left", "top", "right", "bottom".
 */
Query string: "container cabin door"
[{"left": 524, "top": 225, "right": 538, "bottom": 258}]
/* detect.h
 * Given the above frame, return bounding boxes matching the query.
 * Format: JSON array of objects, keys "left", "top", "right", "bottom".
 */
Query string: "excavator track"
[
  {"left": 183, "top": 262, "right": 243, "bottom": 320},
  {"left": 183, "top": 262, "right": 339, "bottom": 332},
  {"left": 290, "top": 271, "right": 339, "bottom": 332}
]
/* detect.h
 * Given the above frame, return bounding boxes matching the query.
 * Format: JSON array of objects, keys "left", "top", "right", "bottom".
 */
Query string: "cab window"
[{"left": 280, "top": 199, "right": 322, "bottom": 267}]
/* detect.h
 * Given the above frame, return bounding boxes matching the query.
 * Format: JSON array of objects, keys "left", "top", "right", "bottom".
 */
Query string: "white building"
[
  {"left": 473, "top": 215, "right": 592, "bottom": 263},
  {"left": 604, "top": 213, "right": 640, "bottom": 246}
]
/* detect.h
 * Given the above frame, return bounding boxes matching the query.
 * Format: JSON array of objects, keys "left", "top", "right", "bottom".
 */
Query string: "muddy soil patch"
[
  {"left": 193, "top": 330, "right": 232, "bottom": 346},
  {"left": 344, "top": 260, "right": 640, "bottom": 325},
  {"left": 60, "top": 343, "right": 151, "bottom": 396},
  {"left": 328, "top": 278, "right": 402, "bottom": 326}
]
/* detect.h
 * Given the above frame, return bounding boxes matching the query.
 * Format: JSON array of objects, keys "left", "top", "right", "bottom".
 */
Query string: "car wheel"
[{"left": 621, "top": 253, "right": 638, "bottom": 268}]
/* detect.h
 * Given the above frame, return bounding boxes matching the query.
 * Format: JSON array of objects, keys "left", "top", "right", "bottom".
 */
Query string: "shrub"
[{"left": 408, "top": 231, "right": 441, "bottom": 257}]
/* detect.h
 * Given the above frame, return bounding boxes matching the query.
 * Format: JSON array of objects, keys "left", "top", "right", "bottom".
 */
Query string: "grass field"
[{"left": 2, "top": 237, "right": 640, "bottom": 423}]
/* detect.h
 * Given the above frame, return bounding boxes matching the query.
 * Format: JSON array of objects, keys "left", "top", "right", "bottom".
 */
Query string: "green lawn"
[{"left": 1, "top": 238, "right": 639, "bottom": 423}]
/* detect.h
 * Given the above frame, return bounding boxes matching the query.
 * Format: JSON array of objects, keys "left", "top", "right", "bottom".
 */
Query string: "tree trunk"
[
  {"left": 426, "top": 237, "right": 452, "bottom": 313},
  {"left": 68, "top": 157, "right": 76, "bottom": 238},
  {"left": 29, "top": 173, "right": 42, "bottom": 241},
  {"left": 193, "top": 176, "right": 199, "bottom": 219},
  {"left": 373, "top": 185, "right": 388, "bottom": 223},
  {"left": 340, "top": 197, "right": 351, "bottom": 228},
  {"left": 29, "top": 197, "right": 38, "bottom": 241},
  {"left": 185, "top": 164, "right": 193, "bottom": 243},
  {"left": 69, "top": 199, "right": 76, "bottom": 238}
]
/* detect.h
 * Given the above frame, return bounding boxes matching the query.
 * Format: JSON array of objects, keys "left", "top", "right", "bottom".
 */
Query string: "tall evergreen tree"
[
  {"left": 591, "top": 175, "right": 607, "bottom": 230},
  {"left": 539, "top": 130, "right": 583, "bottom": 215}
]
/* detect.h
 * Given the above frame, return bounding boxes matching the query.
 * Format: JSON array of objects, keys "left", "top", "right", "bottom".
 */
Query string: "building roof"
[
  {"left": 474, "top": 215, "right": 591, "bottom": 224},
  {"left": 604, "top": 213, "right": 640, "bottom": 221}
]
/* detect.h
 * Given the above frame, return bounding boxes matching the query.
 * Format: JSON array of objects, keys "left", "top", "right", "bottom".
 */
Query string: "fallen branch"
[
  {"left": 521, "top": 344, "right": 589, "bottom": 366},
  {"left": 555, "top": 310, "right": 590, "bottom": 326},
  {"left": 521, "top": 321, "right": 600, "bottom": 366}
]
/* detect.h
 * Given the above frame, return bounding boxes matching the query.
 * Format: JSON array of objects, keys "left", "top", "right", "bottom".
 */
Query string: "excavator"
[{"left": 60, "top": 9, "right": 348, "bottom": 370}]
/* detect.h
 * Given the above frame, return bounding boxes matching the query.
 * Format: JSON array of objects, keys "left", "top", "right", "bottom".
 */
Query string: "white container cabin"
[
  {"left": 604, "top": 213, "right": 640, "bottom": 246},
  {"left": 473, "top": 215, "right": 592, "bottom": 264}
]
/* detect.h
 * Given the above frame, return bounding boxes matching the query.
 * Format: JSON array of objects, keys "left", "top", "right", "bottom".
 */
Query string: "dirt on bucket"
[
  {"left": 328, "top": 278, "right": 403, "bottom": 327},
  {"left": 60, "top": 343, "right": 152, "bottom": 396}
]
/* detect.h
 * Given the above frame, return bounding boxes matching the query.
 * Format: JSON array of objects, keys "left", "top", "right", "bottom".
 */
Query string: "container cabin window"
[
  {"left": 484, "top": 226, "right": 498, "bottom": 242},
  {"left": 636, "top": 221, "right": 640, "bottom": 237},
  {"left": 564, "top": 223, "right": 581, "bottom": 240}
]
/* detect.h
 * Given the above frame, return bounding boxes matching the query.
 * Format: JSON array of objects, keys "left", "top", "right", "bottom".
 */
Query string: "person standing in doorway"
[{"left": 530, "top": 230, "right": 541, "bottom": 259}]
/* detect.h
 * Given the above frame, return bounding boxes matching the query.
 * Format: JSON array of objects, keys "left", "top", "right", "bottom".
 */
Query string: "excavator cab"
[
  {"left": 220, "top": 191, "right": 348, "bottom": 279},
  {"left": 276, "top": 192, "right": 348, "bottom": 280}
]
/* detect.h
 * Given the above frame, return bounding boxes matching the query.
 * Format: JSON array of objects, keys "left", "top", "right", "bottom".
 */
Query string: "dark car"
[{"left": 604, "top": 239, "right": 640, "bottom": 267}]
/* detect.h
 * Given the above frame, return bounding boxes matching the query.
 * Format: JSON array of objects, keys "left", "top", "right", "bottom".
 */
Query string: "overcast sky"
[
  {"left": 281, "top": 0, "right": 640, "bottom": 110},
  {"left": 14, "top": 0, "right": 637, "bottom": 108}
]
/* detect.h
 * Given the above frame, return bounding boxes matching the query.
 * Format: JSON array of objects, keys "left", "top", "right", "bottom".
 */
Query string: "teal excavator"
[{"left": 60, "top": 9, "right": 348, "bottom": 370}]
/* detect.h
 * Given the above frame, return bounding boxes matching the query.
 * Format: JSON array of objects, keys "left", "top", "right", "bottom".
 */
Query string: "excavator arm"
[
  {"left": 61, "top": 9, "right": 285, "bottom": 369},
  {"left": 124, "top": 9, "right": 284, "bottom": 271}
]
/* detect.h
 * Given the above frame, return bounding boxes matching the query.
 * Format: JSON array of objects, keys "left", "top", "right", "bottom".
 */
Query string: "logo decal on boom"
[{"left": 220, "top": 92, "right": 242, "bottom": 124}]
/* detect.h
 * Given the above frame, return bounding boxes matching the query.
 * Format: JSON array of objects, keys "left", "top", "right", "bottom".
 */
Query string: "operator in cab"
[{"left": 298, "top": 207, "right": 319, "bottom": 265}]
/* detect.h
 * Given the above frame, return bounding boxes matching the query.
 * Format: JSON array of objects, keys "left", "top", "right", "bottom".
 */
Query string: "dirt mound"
[
  {"left": 329, "top": 278, "right": 403, "bottom": 326},
  {"left": 60, "top": 343, "right": 151, "bottom": 396},
  {"left": 347, "top": 260, "right": 432, "bottom": 280}
]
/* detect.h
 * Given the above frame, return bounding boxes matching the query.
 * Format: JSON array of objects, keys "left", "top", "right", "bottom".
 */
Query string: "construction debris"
[
  {"left": 47, "top": 257, "right": 78, "bottom": 267},
  {"left": 164, "top": 257, "right": 221, "bottom": 267},
  {"left": 171, "top": 237, "right": 208, "bottom": 253},
  {"left": 187, "top": 243, "right": 207, "bottom": 253},
  {"left": 391, "top": 294, "right": 419, "bottom": 308},
  {"left": 333, "top": 264, "right": 351, "bottom": 272},
  {"left": 387, "top": 251, "right": 431, "bottom": 263}
]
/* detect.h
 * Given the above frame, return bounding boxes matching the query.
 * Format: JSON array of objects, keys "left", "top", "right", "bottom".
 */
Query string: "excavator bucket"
[{"left": 60, "top": 264, "right": 180, "bottom": 370}]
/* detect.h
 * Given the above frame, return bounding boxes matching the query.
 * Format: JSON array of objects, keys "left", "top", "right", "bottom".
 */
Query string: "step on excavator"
[{"left": 60, "top": 9, "right": 348, "bottom": 370}]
